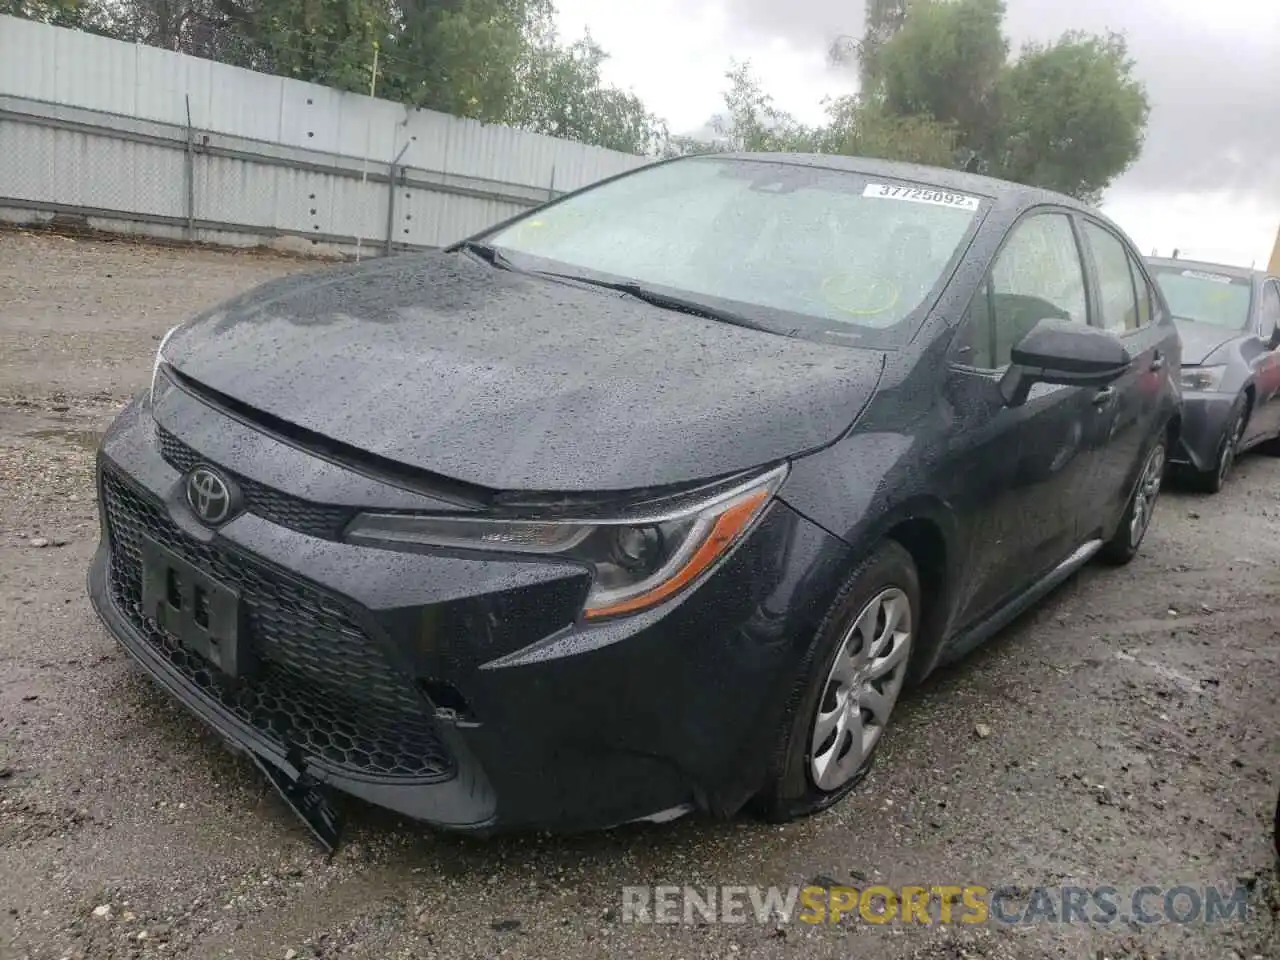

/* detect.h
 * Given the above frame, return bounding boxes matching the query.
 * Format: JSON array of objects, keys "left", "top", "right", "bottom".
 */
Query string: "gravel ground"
[{"left": 1, "top": 229, "right": 1277, "bottom": 960}]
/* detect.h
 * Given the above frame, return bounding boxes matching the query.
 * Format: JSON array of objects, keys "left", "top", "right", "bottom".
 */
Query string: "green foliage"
[
  {"left": 828, "top": 0, "right": 1150, "bottom": 200},
  {"left": 3, "top": 0, "right": 126, "bottom": 35},
  {"left": 872, "top": 0, "right": 1007, "bottom": 153},
  {"left": 508, "top": 31, "right": 668, "bottom": 155},
  {"left": 823, "top": 97, "right": 958, "bottom": 167},
  {"left": 986, "top": 31, "right": 1150, "bottom": 203},
  {"left": 683, "top": 0, "right": 1149, "bottom": 205},
  {"left": 246, "top": 0, "right": 394, "bottom": 94},
  {"left": 380, "top": 0, "right": 548, "bottom": 120},
  {"left": 710, "top": 61, "right": 823, "bottom": 153}
]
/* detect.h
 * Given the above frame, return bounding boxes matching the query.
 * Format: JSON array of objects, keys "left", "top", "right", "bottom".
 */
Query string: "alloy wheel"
[
  {"left": 809, "top": 587, "right": 913, "bottom": 792},
  {"left": 1128, "top": 443, "right": 1166, "bottom": 548},
  {"left": 1217, "top": 407, "right": 1247, "bottom": 485}
]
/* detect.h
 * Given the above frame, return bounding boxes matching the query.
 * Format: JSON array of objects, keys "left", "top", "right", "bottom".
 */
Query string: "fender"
[{"left": 780, "top": 438, "right": 967, "bottom": 683}]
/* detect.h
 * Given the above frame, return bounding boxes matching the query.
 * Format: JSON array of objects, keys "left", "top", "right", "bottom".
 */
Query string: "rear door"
[
  {"left": 1075, "top": 218, "right": 1178, "bottom": 537},
  {"left": 945, "top": 208, "right": 1106, "bottom": 627}
]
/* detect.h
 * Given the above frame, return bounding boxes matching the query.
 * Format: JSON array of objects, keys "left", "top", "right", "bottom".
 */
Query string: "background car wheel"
[
  {"left": 1191, "top": 395, "right": 1248, "bottom": 493},
  {"left": 1098, "top": 438, "right": 1166, "bottom": 566},
  {"left": 1274, "top": 788, "right": 1279, "bottom": 862},
  {"left": 754, "top": 540, "right": 920, "bottom": 823}
]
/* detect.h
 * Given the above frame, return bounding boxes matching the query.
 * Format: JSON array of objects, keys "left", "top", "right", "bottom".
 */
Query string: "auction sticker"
[
  {"left": 1180, "top": 269, "right": 1235, "bottom": 284},
  {"left": 863, "top": 183, "right": 981, "bottom": 210}
]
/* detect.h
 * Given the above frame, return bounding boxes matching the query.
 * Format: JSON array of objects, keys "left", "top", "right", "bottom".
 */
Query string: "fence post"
[
  {"left": 384, "top": 163, "right": 397, "bottom": 256},
  {"left": 548, "top": 164, "right": 556, "bottom": 202},
  {"left": 384, "top": 140, "right": 411, "bottom": 256},
  {"left": 184, "top": 95, "right": 195, "bottom": 242}
]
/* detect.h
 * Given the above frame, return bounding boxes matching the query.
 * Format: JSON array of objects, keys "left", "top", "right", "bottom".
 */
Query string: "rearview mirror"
[{"left": 999, "top": 318, "right": 1132, "bottom": 407}]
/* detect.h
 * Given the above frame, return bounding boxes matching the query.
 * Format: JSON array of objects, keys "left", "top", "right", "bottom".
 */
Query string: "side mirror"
[{"left": 999, "top": 318, "right": 1132, "bottom": 408}]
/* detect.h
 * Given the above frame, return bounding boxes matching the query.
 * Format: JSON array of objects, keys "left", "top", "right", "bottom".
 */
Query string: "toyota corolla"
[{"left": 88, "top": 153, "right": 1180, "bottom": 848}]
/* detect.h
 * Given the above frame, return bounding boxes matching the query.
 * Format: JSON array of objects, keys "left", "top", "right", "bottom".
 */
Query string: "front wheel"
[
  {"left": 1098, "top": 438, "right": 1166, "bottom": 565},
  {"left": 754, "top": 540, "right": 920, "bottom": 822},
  {"left": 1190, "top": 395, "right": 1248, "bottom": 493}
]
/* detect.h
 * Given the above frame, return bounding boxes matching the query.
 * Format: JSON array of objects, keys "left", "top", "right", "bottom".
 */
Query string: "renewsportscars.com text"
[{"left": 620, "top": 884, "right": 1252, "bottom": 926}]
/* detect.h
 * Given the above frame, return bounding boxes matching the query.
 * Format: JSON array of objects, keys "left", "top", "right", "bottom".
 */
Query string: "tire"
[
  {"left": 1189, "top": 394, "right": 1249, "bottom": 493},
  {"left": 754, "top": 540, "right": 920, "bottom": 823},
  {"left": 1274, "top": 788, "right": 1279, "bottom": 862},
  {"left": 1098, "top": 437, "right": 1167, "bottom": 565}
]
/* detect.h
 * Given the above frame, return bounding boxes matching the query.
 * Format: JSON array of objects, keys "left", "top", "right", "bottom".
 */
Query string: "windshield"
[
  {"left": 1149, "top": 265, "right": 1253, "bottom": 330},
  {"left": 483, "top": 157, "right": 986, "bottom": 345}
]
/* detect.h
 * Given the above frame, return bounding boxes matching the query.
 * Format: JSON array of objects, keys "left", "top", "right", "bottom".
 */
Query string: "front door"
[{"left": 945, "top": 209, "right": 1106, "bottom": 628}]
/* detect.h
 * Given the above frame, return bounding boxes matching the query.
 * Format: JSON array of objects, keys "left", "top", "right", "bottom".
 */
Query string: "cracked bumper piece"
[{"left": 1168, "top": 390, "right": 1236, "bottom": 472}]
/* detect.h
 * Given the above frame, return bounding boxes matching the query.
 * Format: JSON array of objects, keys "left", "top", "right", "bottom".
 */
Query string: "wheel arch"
[{"left": 855, "top": 497, "right": 963, "bottom": 687}]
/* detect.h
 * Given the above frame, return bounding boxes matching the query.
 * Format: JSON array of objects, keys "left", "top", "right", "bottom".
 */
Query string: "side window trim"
[
  {"left": 1066, "top": 212, "right": 1101, "bottom": 330},
  {"left": 1078, "top": 215, "right": 1144, "bottom": 337},
  {"left": 948, "top": 204, "right": 1090, "bottom": 372},
  {"left": 1124, "top": 253, "right": 1151, "bottom": 329},
  {"left": 1129, "top": 251, "right": 1168, "bottom": 325}
]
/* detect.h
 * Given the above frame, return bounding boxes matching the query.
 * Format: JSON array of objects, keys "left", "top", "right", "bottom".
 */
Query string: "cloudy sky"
[{"left": 554, "top": 0, "right": 1280, "bottom": 269}]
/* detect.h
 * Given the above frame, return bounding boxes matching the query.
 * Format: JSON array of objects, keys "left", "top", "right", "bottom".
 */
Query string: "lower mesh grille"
[{"left": 100, "top": 465, "right": 454, "bottom": 781}]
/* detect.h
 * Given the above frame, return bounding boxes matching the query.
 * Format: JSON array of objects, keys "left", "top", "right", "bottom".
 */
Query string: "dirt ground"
[{"left": 0, "top": 229, "right": 1277, "bottom": 960}]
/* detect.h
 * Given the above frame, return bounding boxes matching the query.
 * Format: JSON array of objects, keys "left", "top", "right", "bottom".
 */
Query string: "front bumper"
[
  {"left": 1168, "top": 389, "right": 1238, "bottom": 472},
  {"left": 88, "top": 390, "right": 850, "bottom": 833}
]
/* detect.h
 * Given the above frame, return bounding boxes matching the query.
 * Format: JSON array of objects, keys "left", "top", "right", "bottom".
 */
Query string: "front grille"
[
  {"left": 100, "top": 466, "right": 454, "bottom": 781},
  {"left": 156, "top": 428, "right": 354, "bottom": 540}
]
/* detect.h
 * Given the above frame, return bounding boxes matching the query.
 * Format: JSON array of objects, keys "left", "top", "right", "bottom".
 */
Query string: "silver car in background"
[{"left": 1146, "top": 257, "right": 1280, "bottom": 492}]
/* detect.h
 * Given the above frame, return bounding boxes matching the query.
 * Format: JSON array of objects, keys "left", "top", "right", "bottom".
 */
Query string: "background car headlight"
[
  {"left": 150, "top": 324, "right": 182, "bottom": 401},
  {"left": 1179, "top": 364, "right": 1227, "bottom": 392},
  {"left": 345, "top": 463, "right": 789, "bottom": 620}
]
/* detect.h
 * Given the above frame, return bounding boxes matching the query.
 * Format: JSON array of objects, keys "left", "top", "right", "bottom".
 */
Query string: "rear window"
[
  {"left": 486, "top": 157, "right": 987, "bottom": 345},
  {"left": 1149, "top": 266, "right": 1253, "bottom": 330}
]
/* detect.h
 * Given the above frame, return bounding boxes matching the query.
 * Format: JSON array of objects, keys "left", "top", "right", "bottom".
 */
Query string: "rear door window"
[{"left": 1082, "top": 221, "right": 1140, "bottom": 334}]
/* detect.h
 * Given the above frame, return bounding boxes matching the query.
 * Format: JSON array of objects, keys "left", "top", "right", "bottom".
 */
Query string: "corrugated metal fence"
[{"left": 0, "top": 15, "right": 654, "bottom": 256}]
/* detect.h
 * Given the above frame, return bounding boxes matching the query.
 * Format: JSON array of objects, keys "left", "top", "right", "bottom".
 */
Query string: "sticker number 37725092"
[{"left": 862, "top": 183, "right": 981, "bottom": 211}]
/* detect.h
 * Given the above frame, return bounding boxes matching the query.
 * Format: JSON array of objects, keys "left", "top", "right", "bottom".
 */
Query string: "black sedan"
[
  {"left": 1147, "top": 257, "right": 1280, "bottom": 491},
  {"left": 88, "top": 153, "right": 1180, "bottom": 847}
]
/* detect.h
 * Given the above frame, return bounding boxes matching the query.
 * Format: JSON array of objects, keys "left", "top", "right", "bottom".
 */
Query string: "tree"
[
  {"left": 239, "top": 0, "right": 393, "bottom": 93},
  {"left": 822, "top": 96, "right": 958, "bottom": 167},
  {"left": 871, "top": 0, "right": 1007, "bottom": 155},
  {"left": 381, "top": 0, "right": 550, "bottom": 120},
  {"left": 507, "top": 30, "right": 668, "bottom": 154},
  {"left": 988, "top": 31, "right": 1149, "bottom": 203},
  {"left": 823, "top": 0, "right": 1150, "bottom": 200},
  {"left": 828, "top": 0, "right": 908, "bottom": 93},
  {"left": 701, "top": 61, "right": 823, "bottom": 153}
]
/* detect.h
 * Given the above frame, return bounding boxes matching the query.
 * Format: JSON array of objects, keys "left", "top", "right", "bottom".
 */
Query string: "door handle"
[{"left": 1092, "top": 386, "right": 1116, "bottom": 406}]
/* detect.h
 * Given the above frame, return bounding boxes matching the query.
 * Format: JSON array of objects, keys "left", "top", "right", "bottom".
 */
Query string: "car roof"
[
  {"left": 715, "top": 151, "right": 1096, "bottom": 213},
  {"left": 1146, "top": 257, "right": 1266, "bottom": 284}
]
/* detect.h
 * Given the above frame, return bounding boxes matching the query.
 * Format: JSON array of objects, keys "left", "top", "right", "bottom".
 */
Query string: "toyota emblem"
[{"left": 185, "top": 465, "right": 238, "bottom": 526}]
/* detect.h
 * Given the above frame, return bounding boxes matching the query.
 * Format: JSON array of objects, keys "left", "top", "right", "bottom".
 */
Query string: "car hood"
[
  {"left": 1174, "top": 318, "right": 1241, "bottom": 365},
  {"left": 164, "top": 251, "right": 886, "bottom": 492}
]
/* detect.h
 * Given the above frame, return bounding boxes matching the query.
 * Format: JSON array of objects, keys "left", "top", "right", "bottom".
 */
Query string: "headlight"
[
  {"left": 150, "top": 324, "right": 182, "bottom": 401},
  {"left": 1179, "top": 365, "right": 1227, "bottom": 392},
  {"left": 345, "top": 463, "right": 789, "bottom": 620}
]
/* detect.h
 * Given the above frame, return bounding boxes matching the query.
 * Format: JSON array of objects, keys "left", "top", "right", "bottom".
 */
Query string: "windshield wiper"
[
  {"left": 456, "top": 239, "right": 517, "bottom": 271},
  {"left": 536, "top": 272, "right": 783, "bottom": 335}
]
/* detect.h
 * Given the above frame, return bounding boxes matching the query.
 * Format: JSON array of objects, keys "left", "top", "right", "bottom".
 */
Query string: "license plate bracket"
[{"left": 140, "top": 537, "right": 250, "bottom": 678}]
